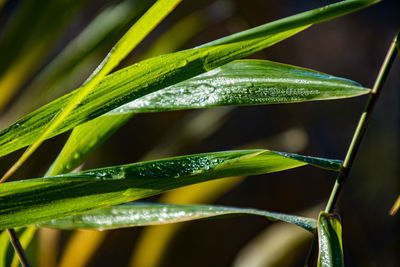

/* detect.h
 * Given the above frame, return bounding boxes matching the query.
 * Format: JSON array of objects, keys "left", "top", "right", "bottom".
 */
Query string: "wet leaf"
[
  {"left": 0, "top": 0, "right": 379, "bottom": 158},
  {"left": 317, "top": 212, "right": 344, "bottom": 267},
  {"left": 39, "top": 202, "right": 317, "bottom": 232},
  {"left": 49, "top": 59, "right": 363, "bottom": 175},
  {"left": 0, "top": 150, "right": 340, "bottom": 229}
]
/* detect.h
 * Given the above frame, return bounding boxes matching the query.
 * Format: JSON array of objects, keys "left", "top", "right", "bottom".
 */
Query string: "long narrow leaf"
[
  {"left": 0, "top": 0, "right": 182, "bottom": 182},
  {"left": 110, "top": 59, "right": 369, "bottom": 114},
  {"left": 48, "top": 59, "right": 366, "bottom": 175},
  {"left": 0, "top": 0, "right": 91, "bottom": 110},
  {"left": 317, "top": 212, "right": 344, "bottom": 267},
  {"left": 2, "top": 0, "right": 155, "bottom": 125},
  {"left": 38, "top": 203, "right": 317, "bottom": 232},
  {"left": 46, "top": 113, "right": 134, "bottom": 176},
  {"left": 0, "top": 150, "right": 341, "bottom": 229},
  {"left": 0, "top": 0, "right": 379, "bottom": 159}
]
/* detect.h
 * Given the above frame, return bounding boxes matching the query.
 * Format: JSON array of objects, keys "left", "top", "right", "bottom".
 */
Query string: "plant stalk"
[
  {"left": 7, "top": 229, "right": 31, "bottom": 267},
  {"left": 325, "top": 31, "right": 399, "bottom": 214},
  {"left": 305, "top": 30, "right": 399, "bottom": 267}
]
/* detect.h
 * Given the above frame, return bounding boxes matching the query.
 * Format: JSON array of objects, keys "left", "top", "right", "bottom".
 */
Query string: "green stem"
[
  {"left": 325, "top": 31, "right": 399, "bottom": 213},
  {"left": 7, "top": 229, "right": 31, "bottom": 267}
]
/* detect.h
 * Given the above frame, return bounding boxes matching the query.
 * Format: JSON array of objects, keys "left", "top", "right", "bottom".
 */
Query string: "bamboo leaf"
[
  {"left": 46, "top": 113, "right": 134, "bottom": 176},
  {"left": 0, "top": 0, "right": 183, "bottom": 182},
  {"left": 48, "top": 59, "right": 364, "bottom": 175},
  {"left": 110, "top": 59, "right": 369, "bottom": 114},
  {"left": 2, "top": 0, "right": 155, "bottom": 124},
  {"left": 317, "top": 212, "right": 344, "bottom": 267},
  {"left": 0, "top": 0, "right": 379, "bottom": 159},
  {"left": 0, "top": 150, "right": 341, "bottom": 229},
  {"left": 38, "top": 203, "right": 317, "bottom": 232}
]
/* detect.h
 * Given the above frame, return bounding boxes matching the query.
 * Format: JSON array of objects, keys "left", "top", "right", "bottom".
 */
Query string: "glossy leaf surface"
[
  {"left": 317, "top": 212, "right": 344, "bottom": 267},
  {"left": 0, "top": 0, "right": 379, "bottom": 158},
  {"left": 1, "top": 0, "right": 182, "bottom": 182},
  {"left": 49, "top": 59, "right": 366, "bottom": 175},
  {"left": 0, "top": 150, "right": 341, "bottom": 229},
  {"left": 110, "top": 60, "right": 369, "bottom": 114},
  {"left": 39, "top": 203, "right": 317, "bottom": 232}
]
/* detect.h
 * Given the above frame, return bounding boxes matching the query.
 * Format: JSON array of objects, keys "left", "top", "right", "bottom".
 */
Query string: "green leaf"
[
  {"left": 110, "top": 59, "right": 369, "bottom": 114},
  {"left": 0, "top": 0, "right": 91, "bottom": 110},
  {"left": 38, "top": 203, "right": 317, "bottom": 232},
  {"left": 0, "top": 230, "right": 12, "bottom": 267},
  {"left": 317, "top": 212, "right": 344, "bottom": 267},
  {"left": 1, "top": 0, "right": 183, "bottom": 182},
  {"left": 2, "top": 0, "right": 155, "bottom": 124},
  {"left": 0, "top": 0, "right": 379, "bottom": 158},
  {"left": 48, "top": 59, "right": 364, "bottom": 175},
  {"left": 46, "top": 113, "right": 134, "bottom": 176},
  {"left": 0, "top": 150, "right": 341, "bottom": 229}
]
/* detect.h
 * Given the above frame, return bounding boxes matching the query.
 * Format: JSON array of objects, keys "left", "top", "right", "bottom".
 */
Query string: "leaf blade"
[
  {"left": 0, "top": 0, "right": 379, "bottom": 158},
  {"left": 317, "top": 212, "right": 344, "bottom": 267},
  {"left": 38, "top": 203, "right": 317, "bottom": 232},
  {"left": 0, "top": 150, "right": 341, "bottom": 229},
  {"left": 110, "top": 59, "right": 369, "bottom": 114},
  {"left": 49, "top": 59, "right": 358, "bottom": 175},
  {"left": 0, "top": 0, "right": 183, "bottom": 182}
]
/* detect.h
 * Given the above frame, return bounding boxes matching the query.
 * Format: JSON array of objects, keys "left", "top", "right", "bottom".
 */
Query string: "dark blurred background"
[{"left": 0, "top": 0, "right": 399, "bottom": 266}]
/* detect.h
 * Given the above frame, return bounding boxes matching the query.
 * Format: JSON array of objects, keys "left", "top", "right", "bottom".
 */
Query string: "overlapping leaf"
[
  {"left": 0, "top": 0, "right": 379, "bottom": 158},
  {"left": 39, "top": 203, "right": 317, "bottom": 232},
  {"left": 317, "top": 212, "right": 344, "bottom": 267},
  {"left": 0, "top": 150, "right": 341, "bottom": 229},
  {"left": 48, "top": 59, "right": 367, "bottom": 175},
  {"left": 2, "top": 0, "right": 155, "bottom": 124},
  {"left": 0, "top": 0, "right": 183, "bottom": 182},
  {"left": 110, "top": 60, "right": 369, "bottom": 114}
]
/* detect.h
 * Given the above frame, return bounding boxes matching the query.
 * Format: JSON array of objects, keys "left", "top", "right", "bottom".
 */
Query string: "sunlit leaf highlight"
[
  {"left": 39, "top": 203, "right": 317, "bottom": 232},
  {"left": 0, "top": 150, "right": 341, "bottom": 229},
  {"left": 0, "top": 0, "right": 378, "bottom": 159},
  {"left": 317, "top": 212, "right": 344, "bottom": 267}
]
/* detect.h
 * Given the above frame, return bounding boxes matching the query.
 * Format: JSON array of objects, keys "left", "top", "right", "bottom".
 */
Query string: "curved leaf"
[
  {"left": 0, "top": 0, "right": 379, "bottom": 158},
  {"left": 317, "top": 212, "right": 344, "bottom": 267},
  {"left": 0, "top": 0, "right": 183, "bottom": 182},
  {"left": 38, "top": 203, "right": 317, "bottom": 232},
  {"left": 110, "top": 59, "right": 369, "bottom": 114},
  {"left": 0, "top": 150, "right": 341, "bottom": 229},
  {"left": 2, "top": 0, "right": 155, "bottom": 124},
  {"left": 49, "top": 59, "right": 363, "bottom": 175}
]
